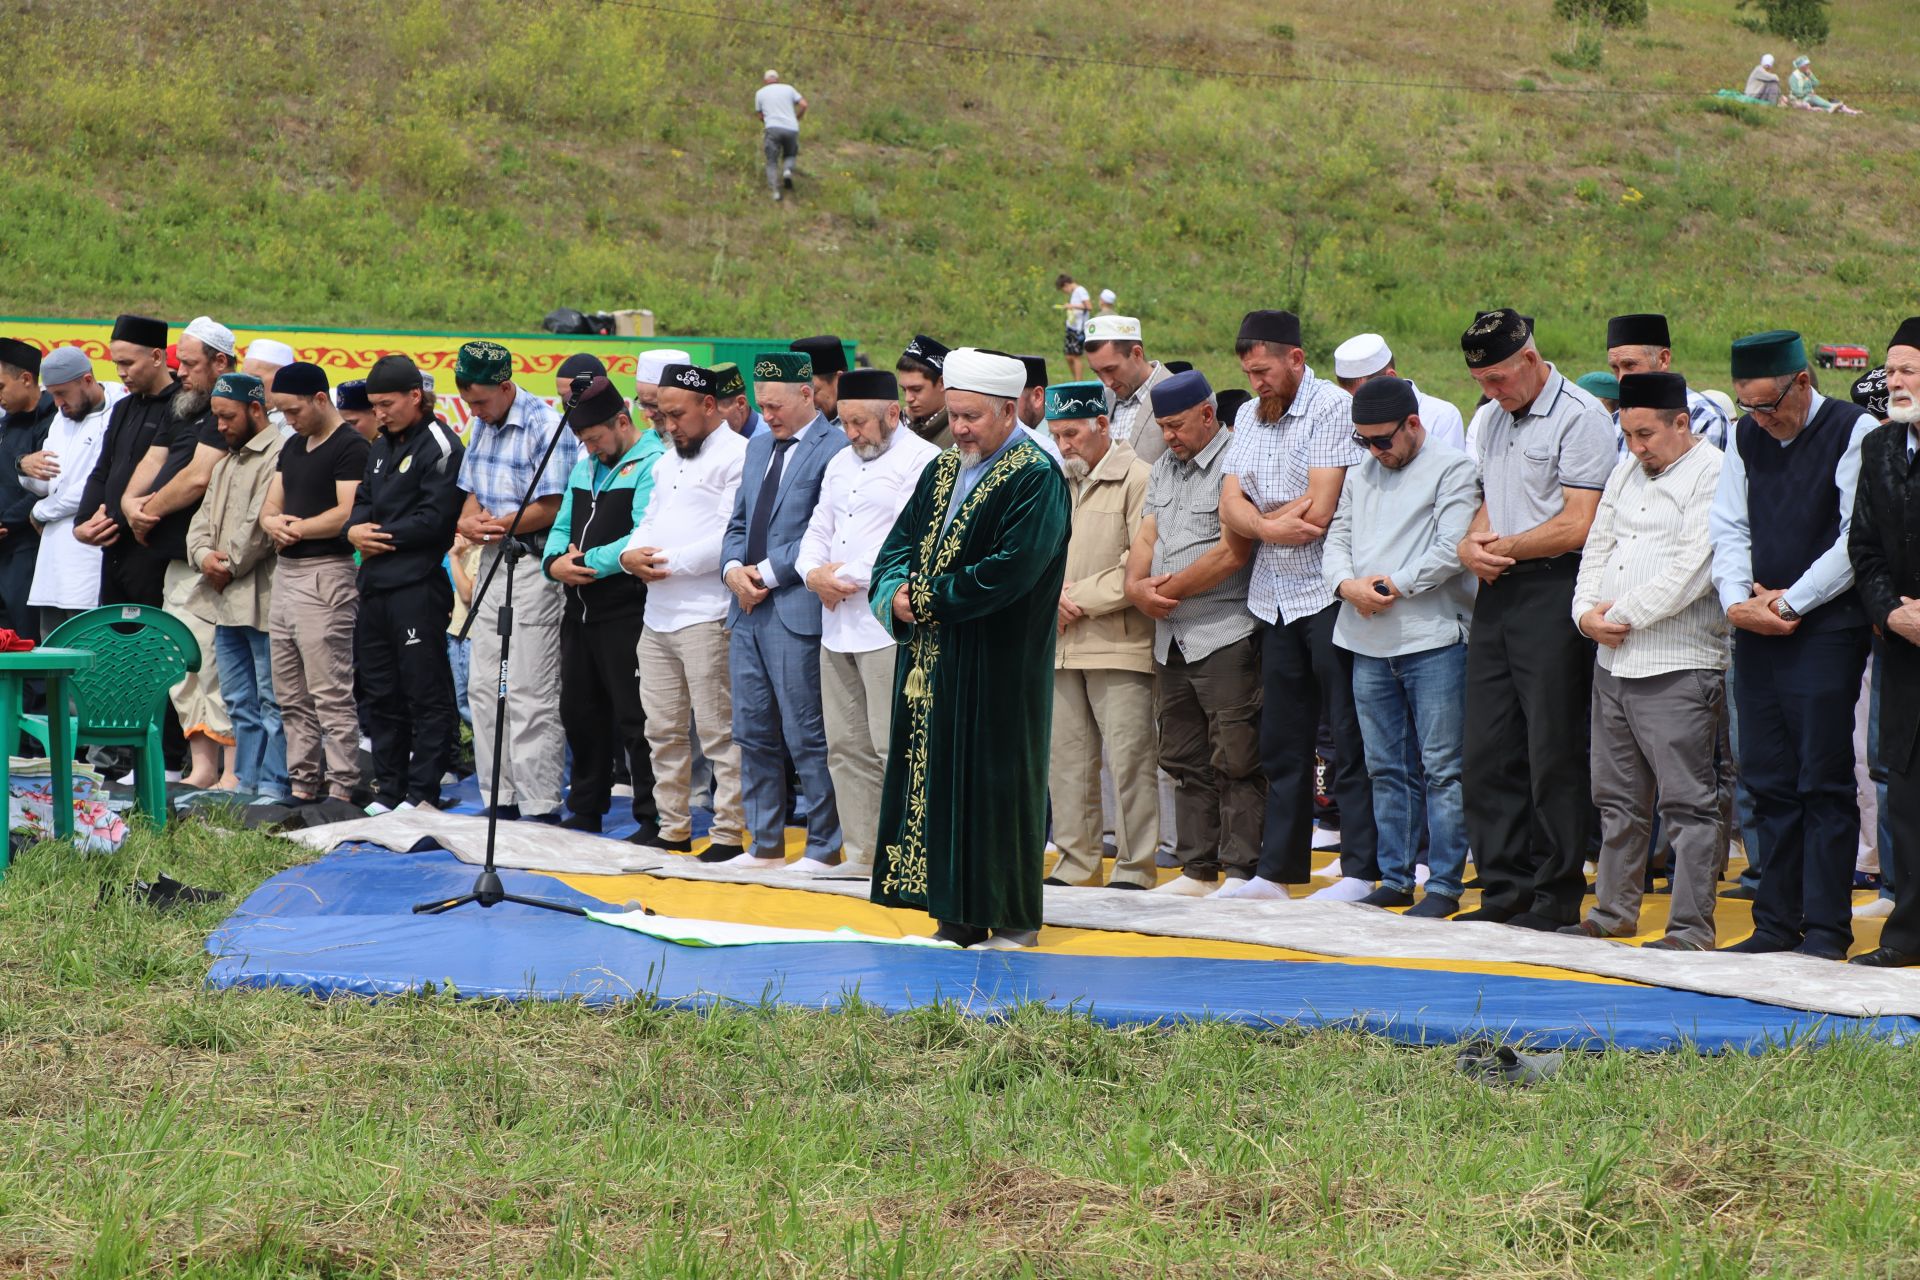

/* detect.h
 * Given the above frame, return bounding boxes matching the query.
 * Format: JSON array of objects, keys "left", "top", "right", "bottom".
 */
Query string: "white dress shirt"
[
  {"left": 1411, "top": 382, "right": 1467, "bottom": 453},
  {"left": 795, "top": 427, "right": 940, "bottom": 653},
  {"left": 1019, "top": 423, "right": 1064, "bottom": 466},
  {"left": 1707, "top": 391, "right": 1877, "bottom": 617},
  {"left": 626, "top": 424, "right": 749, "bottom": 632},
  {"left": 1573, "top": 442, "right": 1728, "bottom": 678},
  {"left": 25, "top": 383, "right": 125, "bottom": 611}
]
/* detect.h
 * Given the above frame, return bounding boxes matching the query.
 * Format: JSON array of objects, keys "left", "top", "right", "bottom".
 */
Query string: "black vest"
[{"left": 1735, "top": 395, "right": 1866, "bottom": 632}]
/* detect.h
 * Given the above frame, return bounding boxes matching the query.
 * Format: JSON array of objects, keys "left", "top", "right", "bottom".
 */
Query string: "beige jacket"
[
  {"left": 185, "top": 425, "right": 284, "bottom": 629},
  {"left": 1057, "top": 439, "right": 1153, "bottom": 673}
]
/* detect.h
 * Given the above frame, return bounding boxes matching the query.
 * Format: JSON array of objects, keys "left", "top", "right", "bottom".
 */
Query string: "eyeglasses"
[
  {"left": 1736, "top": 377, "right": 1800, "bottom": 416},
  {"left": 1351, "top": 417, "right": 1409, "bottom": 451}
]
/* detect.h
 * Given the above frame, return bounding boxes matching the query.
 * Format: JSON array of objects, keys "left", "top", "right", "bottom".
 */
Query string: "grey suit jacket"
[{"left": 721, "top": 414, "right": 848, "bottom": 634}]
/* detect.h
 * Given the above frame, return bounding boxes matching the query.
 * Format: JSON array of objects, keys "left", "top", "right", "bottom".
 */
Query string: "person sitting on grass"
[
  {"left": 1743, "top": 54, "right": 1781, "bottom": 105},
  {"left": 1787, "top": 56, "right": 1861, "bottom": 115}
]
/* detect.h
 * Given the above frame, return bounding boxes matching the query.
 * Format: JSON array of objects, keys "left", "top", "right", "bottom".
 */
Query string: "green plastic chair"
[{"left": 19, "top": 605, "right": 201, "bottom": 827}]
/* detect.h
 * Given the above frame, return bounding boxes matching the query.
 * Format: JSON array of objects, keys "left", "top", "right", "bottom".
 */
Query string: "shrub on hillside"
[
  {"left": 1552, "top": 0, "right": 1646, "bottom": 29},
  {"left": 1734, "top": 0, "right": 1829, "bottom": 46}
]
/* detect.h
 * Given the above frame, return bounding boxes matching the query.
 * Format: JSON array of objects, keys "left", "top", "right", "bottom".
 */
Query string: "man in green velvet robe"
[{"left": 869, "top": 348, "right": 1072, "bottom": 948}]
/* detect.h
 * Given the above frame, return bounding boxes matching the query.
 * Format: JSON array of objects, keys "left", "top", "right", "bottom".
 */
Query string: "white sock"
[
  {"left": 1309, "top": 875, "right": 1375, "bottom": 902},
  {"left": 1214, "top": 876, "right": 1288, "bottom": 900},
  {"left": 723, "top": 852, "right": 785, "bottom": 868},
  {"left": 1854, "top": 896, "right": 1895, "bottom": 919},
  {"left": 1152, "top": 875, "right": 1218, "bottom": 896},
  {"left": 790, "top": 857, "right": 840, "bottom": 876},
  {"left": 1414, "top": 864, "right": 1431, "bottom": 887}
]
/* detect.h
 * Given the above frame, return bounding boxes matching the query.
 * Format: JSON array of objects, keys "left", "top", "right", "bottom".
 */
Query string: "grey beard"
[
  {"left": 1061, "top": 457, "right": 1090, "bottom": 482},
  {"left": 1888, "top": 399, "right": 1920, "bottom": 425},
  {"left": 172, "top": 384, "right": 210, "bottom": 419},
  {"left": 957, "top": 446, "right": 984, "bottom": 466},
  {"left": 851, "top": 439, "right": 888, "bottom": 462}
]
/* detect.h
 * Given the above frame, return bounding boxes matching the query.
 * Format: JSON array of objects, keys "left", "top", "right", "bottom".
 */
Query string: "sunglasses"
[
  {"left": 1351, "top": 417, "right": 1409, "bottom": 451},
  {"left": 1736, "top": 376, "right": 1800, "bottom": 416}
]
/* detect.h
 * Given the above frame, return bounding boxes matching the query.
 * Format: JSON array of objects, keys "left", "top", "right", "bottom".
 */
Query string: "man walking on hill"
[{"left": 755, "top": 69, "right": 807, "bottom": 202}]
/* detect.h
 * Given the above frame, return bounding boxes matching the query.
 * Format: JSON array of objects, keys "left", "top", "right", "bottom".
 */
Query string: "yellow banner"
[{"left": 0, "top": 317, "right": 719, "bottom": 433}]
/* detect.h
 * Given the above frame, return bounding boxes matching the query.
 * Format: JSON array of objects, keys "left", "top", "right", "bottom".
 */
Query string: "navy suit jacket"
[{"left": 721, "top": 414, "right": 847, "bottom": 634}]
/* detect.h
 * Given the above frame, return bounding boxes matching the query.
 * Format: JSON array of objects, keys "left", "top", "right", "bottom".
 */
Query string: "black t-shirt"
[
  {"left": 278, "top": 425, "right": 371, "bottom": 559},
  {"left": 149, "top": 406, "right": 227, "bottom": 561}
]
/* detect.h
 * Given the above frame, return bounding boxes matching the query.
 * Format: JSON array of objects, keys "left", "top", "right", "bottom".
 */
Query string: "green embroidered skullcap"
[
  {"left": 453, "top": 339, "right": 513, "bottom": 386},
  {"left": 1730, "top": 330, "right": 1806, "bottom": 381},
  {"left": 1044, "top": 381, "right": 1107, "bottom": 421},
  {"left": 753, "top": 351, "right": 813, "bottom": 383},
  {"left": 211, "top": 372, "right": 266, "bottom": 404},
  {"left": 711, "top": 361, "right": 747, "bottom": 399}
]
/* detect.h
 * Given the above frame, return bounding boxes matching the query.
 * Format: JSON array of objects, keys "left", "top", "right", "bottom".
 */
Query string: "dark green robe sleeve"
[
  {"left": 920, "top": 465, "right": 1070, "bottom": 625},
  {"left": 869, "top": 461, "right": 939, "bottom": 640}
]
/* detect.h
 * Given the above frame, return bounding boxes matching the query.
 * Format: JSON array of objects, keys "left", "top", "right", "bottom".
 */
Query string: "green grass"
[
  {"left": 3, "top": 821, "right": 1920, "bottom": 1276},
  {"left": 0, "top": 0, "right": 1917, "bottom": 403}
]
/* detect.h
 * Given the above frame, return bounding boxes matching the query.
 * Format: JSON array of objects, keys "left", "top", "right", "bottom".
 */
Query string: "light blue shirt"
[
  {"left": 1707, "top": 390, "right": 1878, "bottom": 615},
  {"left": 942, "top": 428, "right": 1023, "bottom": 534}
]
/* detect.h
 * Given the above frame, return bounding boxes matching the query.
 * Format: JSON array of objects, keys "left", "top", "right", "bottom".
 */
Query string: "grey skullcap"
[{"left": 39, "top": 346, "right": 94, "bottom": 386}]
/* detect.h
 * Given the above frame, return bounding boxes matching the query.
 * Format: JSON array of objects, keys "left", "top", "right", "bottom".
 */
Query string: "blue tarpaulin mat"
[{"left": 204, "top": 846, "right": 1919, "bottom": 1053}]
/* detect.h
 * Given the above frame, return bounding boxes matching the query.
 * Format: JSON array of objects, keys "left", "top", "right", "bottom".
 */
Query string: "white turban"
[
  {"left": 1761, "top": 53, "right": 1774, "bottom": 68},
  {"left": 941, "top": 348, "right": 1025, "bottom": 399},
  {"left": 634, "top": 349, "right": 692, "bottom": 387},
  {"left": 1333, "top": 333, "right": 1392, "bottom": 380},
  {"left": 184, "top": 316, "right": 236, "bottom": 357},
  {"left": 247, "top": 338, "right": 296, "bottom": 367}
]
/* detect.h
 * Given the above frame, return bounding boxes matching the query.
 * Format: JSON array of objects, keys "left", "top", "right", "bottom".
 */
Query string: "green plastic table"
[{"left": 0, "top": 647, "right": 98, "bottom": 877}]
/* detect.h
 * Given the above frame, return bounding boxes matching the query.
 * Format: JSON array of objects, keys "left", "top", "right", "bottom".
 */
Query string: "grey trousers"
[
  {"left": 820, "top": 645, "right": 894, "bottom": 866},
  {"left": 469, "top": 542, "right": 567, "bottom": 815},
  {"left": 1155, "top": 633, "right": 1265, "bottom": 880},
  {"left": 763, "top": 128, "right": 798, "bottom": 192},
  {"left": 1589, "top": 665, "right": 1725, "bottom": 947},
  {"left": 269, "top": 555, "right": 362, "bottom": 799},
  {"left": 1051, "top": 667, "right": 1159, "bottom": 886}
]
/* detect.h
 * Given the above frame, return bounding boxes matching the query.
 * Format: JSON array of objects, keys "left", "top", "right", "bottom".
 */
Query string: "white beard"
[
  {"left": 957, "top": 446, "right": 984, "bottom": 466},
  {"left": 1061, "top": 457, "right": 1090, "bottom": 483},
  {"left": 1887, "top": 397, "right": 1920, "bottom": 425}
]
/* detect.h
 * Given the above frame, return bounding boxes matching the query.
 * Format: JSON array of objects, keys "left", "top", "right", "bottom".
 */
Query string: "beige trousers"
[
  {"left": 269, "top": 555, "right": 362, "bottom": 799},
  {"left": 164, "top": 560, "right": 230, "bottom": 742},
  {"left": 819, "top": 644, "right": 896, "bottom": 866},
  {"left": 639, "top": 619, "right": 744, "bottom": 844},
  {"left": 1050, "top": 666, "right": 1159, "bottom": 886},
  {"left": 469, "top": 542, "right": 568, "bottom": 814}
]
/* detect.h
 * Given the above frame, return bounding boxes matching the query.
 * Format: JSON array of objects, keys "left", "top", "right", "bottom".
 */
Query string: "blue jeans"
[
  {"left": 215, "top": 624, "right": 289, "bottom": 800},
  {"left": 448, "top": 636, "right": 472, "bottom": 725},
  {"left": 1352, "top": 643, "right": 1469, "bottom": 899}
]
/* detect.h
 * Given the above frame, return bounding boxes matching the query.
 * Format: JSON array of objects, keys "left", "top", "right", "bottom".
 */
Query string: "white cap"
[
  {"left": 1333, "top": 333, "right": 1393, "bottom": 380},
  {"left": 247, "top": 338, "right": 296, "bottom": 367},
  {"left": 1098, "top": 288, "right": 1116, "bottom": 305},
  {"left": 942, "top": 348, "right": 1025, "bottom": 399},
  {"left": 1085, "top": 315, "right": 1142, "bottom": 344},
  {"left": 1701, "top": 389, "right": 1736, "bottom": 421},
  {"left": 634, "top": 349, "right": 692, "bottom": 387},
  {"left": 1761, "top": 53, "right": 1774, "bottom": 68},
  {"left": 183, "top": 316, "right": 236, "bottom": 357},
  {"left": 764, "top": 68, "right": 780, "bottom": 82}
]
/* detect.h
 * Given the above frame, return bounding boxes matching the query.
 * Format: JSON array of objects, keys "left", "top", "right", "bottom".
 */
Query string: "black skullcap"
[
  {"left": 1351, "top": 376, "right": 1419, "bottom": 425},
  {"left": 364, "top": 354, "right": 424, "bottom": 394},
  {"left": 1163, "top": 360, "right": 1194, "bottom": 375},
  {"left": 111, "top": 313, "right": 168, "bottom": 349},
  {"left": 557, "top": 352, "right": 607, "bottom": 381},
  {"left": 0, "top": 338, "right": 41, "bottom": 377},
  {"left": 900, "top": 334, "right": 948, "bottom": 374},
  {"left": 1852, "top": 367, "right": 1888, "bottom": 419},
  {"left": 1215, "top": 388, "right": 1251, "bottom": 425},
  {"left": 272, "top": 361, "right": 330, "bottom": 397},
  {"left": 1606, "top": 313, "right": 1671, "bottom": 350},
  {"left": 335, "top": 379, "right": 371, "bottom": 412},
  {"left": 1890, "top": 318, "right": 1920, "bottom": 354},
  {"left": 837, "top": 369, "right": 899, "bottom": 401},
  {"left": 1617, "top": 371, "right": 1689, "bottom": 412},
  {"left": 567, "top": 375, "right": 628, "bottom": 429},
  {"left": 658, "top": 363, "right": 717, "bottom": 396},
  {"left": 1018, "top": 355, "right": 1049, "bottom": 390},
  {"left": 1461, "top": 308, "right": 1532, "bottom": 369},
  {"left": 1237, "top": 310, "right": 1302, "bottom": 348},
  {"left": 791, "top": 334, "right": 849, "bottom": 376}
]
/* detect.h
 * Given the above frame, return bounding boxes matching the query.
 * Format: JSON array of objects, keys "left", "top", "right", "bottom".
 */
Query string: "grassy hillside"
[{"left": 2, "top": 0, "right": 1917, "bottom": 405}]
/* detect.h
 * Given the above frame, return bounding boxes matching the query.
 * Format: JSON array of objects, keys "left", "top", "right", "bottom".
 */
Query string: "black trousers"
[
  {"left": 1256, "top": 602, "right": 1377, "bottom": 883},
  {"left": 1735, "top": 625, "right": 1869, "bottom": 953},
  {"left": 1463, "top": 562, "right": 1596, "bottom": 921},
  {"left": 100, "top": 539, "right": 167, "bottom": 607},
  {"left": 1880, "top": 752, "right": 1920, "bottom": 955},
  {"left": 560, "top": 611, "right": 657, "bottom": 823},
  {"left": 0, "top": 536, "right": 39, "bottom": 640},
  {"left": 357, "top": 577, "right": 459, "bottom": 807}
]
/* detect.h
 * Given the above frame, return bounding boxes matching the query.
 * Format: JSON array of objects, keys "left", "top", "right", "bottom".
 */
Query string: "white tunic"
[
  {"left": 25, "top": 383, "right": 125, "bottom": 611},
  {"left": 795, "top": 427, "right": 941, "bottom": 653}
]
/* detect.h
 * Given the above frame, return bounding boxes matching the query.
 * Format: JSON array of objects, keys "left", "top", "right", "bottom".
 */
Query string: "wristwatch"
[{"left": 1775, "top": 599, "right": 1800, "bottom": 622}]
